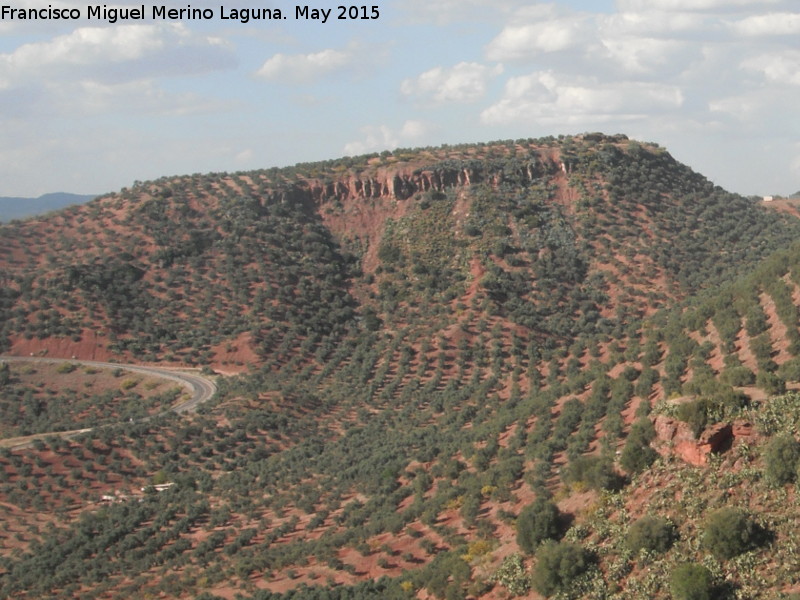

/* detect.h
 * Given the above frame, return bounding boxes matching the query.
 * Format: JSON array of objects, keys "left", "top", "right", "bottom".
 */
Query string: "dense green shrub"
[
  {"left": 626, "top": 515, "right": 676, "bottom": 554},
  {"left": 635, "top": 367, "right": 659, "bottom": 400},
  {"left": 719, "top": 365, "right": 755, "bottom": 387},
  {"left": 756, "top": 371, "right": 787, "bottom": 396},
  {"left": 669, "top": 563, "right": 713, "bottom": 600},
  {"left": 777, "top": 358, "right": 800, "bottom": 382},
  {"left": 620, "top": 417, "right": 658, "bottom": 474},
  {"left": 764, "top": 434, "right": 800, "bottom": 486},
  {"left": 619, "top": 439, "right": 657, "bottom": 475},
  {"left": 675, "top": 399, "right": 711, "bottom": 438},
  {"left": 56, "top": 362, "right": 77, "bottom": 374},
  {"left": 563, "top": 455, "right": 620, "bottom": 491},
  {"left": 531, "top": 541, "right": 593, "bottom": 597},
  {"left": 516, "top": 499, "right": 562, "bottom": 554},
  {"left": 703, "top": 507, "right": 761, "bottom": 559}
]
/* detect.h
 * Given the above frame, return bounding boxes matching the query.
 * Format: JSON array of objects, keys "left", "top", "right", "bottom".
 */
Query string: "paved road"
[{"left": 0, "top": 356, "right": 218, "bottom": 449}]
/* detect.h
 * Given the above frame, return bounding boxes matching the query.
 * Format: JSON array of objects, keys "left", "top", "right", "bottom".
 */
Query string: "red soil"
[
  {"left": 759, "top": 291, "right": 792, "bottom": 364},
  {"left": 7, "top": 329, "right": 120, "bottom": 362}
]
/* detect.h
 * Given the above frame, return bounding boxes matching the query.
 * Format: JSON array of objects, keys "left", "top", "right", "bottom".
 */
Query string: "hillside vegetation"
[{"left": 2, "top": 134, "right": 800, "bottom": 599}]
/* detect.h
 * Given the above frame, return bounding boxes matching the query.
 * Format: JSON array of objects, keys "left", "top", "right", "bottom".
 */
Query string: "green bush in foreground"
[
  {"left": 703, "top": 507, "right": 760, "bottom": 559},
  {"left": 626, "top": 515, "right": 676, "bottom": 554},
  {"left": 669, "top": 563, "right": 713, "bottom": 600},
  {"left": 531, "top": 541, "right": 592, "bottom": 597},
  {"left": 764, "top": 434, "right": 800, "bottom": 486},
  {"left": 619, "top": 419, "right": 658, "bottom": 475},
  {"left": 563, "top": 455, "right": 621, "bottom": 491},
  {"left": 516, "top": 498, "right": 562, "bottom": 554}
]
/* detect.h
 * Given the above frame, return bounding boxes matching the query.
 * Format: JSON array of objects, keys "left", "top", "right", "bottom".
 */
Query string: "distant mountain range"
[{"left": 0, "top": 192, "right": 96, "bottom": 222}]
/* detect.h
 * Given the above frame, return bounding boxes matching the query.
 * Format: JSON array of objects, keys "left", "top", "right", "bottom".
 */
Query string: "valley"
[{"left": 1, "top": 134, "right": 800, "bottom": 599}]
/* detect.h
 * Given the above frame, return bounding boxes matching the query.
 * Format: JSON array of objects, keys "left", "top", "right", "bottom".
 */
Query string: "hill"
[
  {"left": 2, "top": 134, "right": 800, "bottom": 599},
  {"left": 0, "top": 134, "right": 796, "bottom": 368},
  {"left": 0, "top": 192, "right": 97, "bottom": 222}
]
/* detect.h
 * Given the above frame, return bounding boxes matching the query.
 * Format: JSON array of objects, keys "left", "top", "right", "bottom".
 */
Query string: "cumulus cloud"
[
  {"left": 255, "top": 42, "right": 381, "bottom": 84},
  {"left": 730, "top": 12, "right": 800, "bottom": 36},
  {"left": 0, "top": 23, "right": 235, "bottom": 118},
  {"left": 256, "top": 48, "right": 354, "bottom": 84},
  {"left": 0, "top": 23, "right": 234, "bottom": 88},
  {"left": 741, "top": 50, "right": 800, "bottom": 85},
  {"left": 400, "top": 62, "right": 503, "bottom": 105},
  {"left": 481, "top": 72, "right": 684, "bottom": 126},
  {"left": 600, "top": 9, "right": 709, "bottom": 37},
  {"left": 478, "top": 0, "right": 798, "bottom": 123},
  {"left": 600, "top": 36, "right": 694, "bottom": 75},
  {"left": 487, "top": 20, "right": 581, "bottom": 59},
  {"left": 343, "top": 120, "right": 430, "bottom": 155},
  {"left": 471, "top": 0, "right": 800, "bottom": 194},
  {"left": 400, "top": 0, "right": 524, "bottom": 24},
  {"left": 486, "top": 5, "right": 595, "bottom": 61},
  {"left": 617, "top": 0, "right": 781, "bottom": 11}
]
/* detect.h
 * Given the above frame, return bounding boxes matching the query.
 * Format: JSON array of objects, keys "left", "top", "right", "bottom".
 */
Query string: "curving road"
[{"left": 0, "top": 356, "right": 218, "bottom": 449}]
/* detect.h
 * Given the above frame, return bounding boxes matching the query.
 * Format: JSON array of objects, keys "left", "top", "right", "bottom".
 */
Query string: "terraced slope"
[{"left": 2, "top": 135, "right": 800, "bottom": 599}]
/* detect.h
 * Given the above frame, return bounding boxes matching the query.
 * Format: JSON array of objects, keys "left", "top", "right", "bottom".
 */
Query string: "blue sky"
[{"left": 0, "top": 0, "right": 798, "bottom": 197}]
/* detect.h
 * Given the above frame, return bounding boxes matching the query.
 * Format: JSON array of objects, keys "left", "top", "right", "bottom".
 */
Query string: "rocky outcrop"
[
  {"left": 654, "top": 415, "right": 694, "bottom": 446},
  {"left": 653, "top": 415, "right": 735, "bottom": 466},
  {"left": 732, "top": 420, "right": 755, "bottom": 439},
  {"left": 698, "top": 422, "right": 734, "bottom": 454},
  {"left": 292, "top": 158, "right": 562, "bottom": 205}
]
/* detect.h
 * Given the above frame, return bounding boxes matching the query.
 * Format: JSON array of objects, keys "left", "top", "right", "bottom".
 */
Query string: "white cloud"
[
  {"left": 600, "top": 10, "right": 709, "bottom": 36},
  {"left": 256, "top": 48, "right": 354, "bottom": 84},
  {"left": 477, "top": 0, "right": 798, "bottom": 150},
  {"left": 0, "top": 23, "right": 234, "bottom": 88},
  {"left": 481, "top": 71, "right": 683, "bottom": 126},
  {"left": 741, "top": 50, "right": 800, "bottom": 85},
  {"left": 0, "top": 24, "right": 234, "bottom": 118},
  {"left": 730, "top": 12, "right": 800, "bottom": 36},
  {"left": 343, "top": 120, "right": 430, "bottom": 155},
  {"left": 400, "top": 62, "right": 503, "bottom": 104},
  {"left": 400, "top": 120, "right": 428, "bottom": 138},
  {"left": 486, "top": 6, "right": 594, "bottom": 61},
  {"left": 708, "top": 93, "right": 762, "bottom": 120},
  {"left": 255, "top": 42, "right": 384, "bottom": 85},
  {"left": 400, "top": 0, "right": 524, "bottom": 25},
  {"left": 600, "top": 36, "right": 692, "bottom": 74},
  {"left": 487, "top": 21, "right": 580, "bottom": 59},
  {"left": 616, "top": 0, "right": 781, "bottom": 11},
  {"left": 235, "top": 149, "right": 254, "bottom": 164}
]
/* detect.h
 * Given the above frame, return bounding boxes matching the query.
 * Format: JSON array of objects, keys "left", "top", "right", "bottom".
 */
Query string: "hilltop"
[
  {"left": 2, "top": 134, "right": 800, "bottom": 599},
  {"left": 0, "top": 134, "right": 796, "bottom": 368}
]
